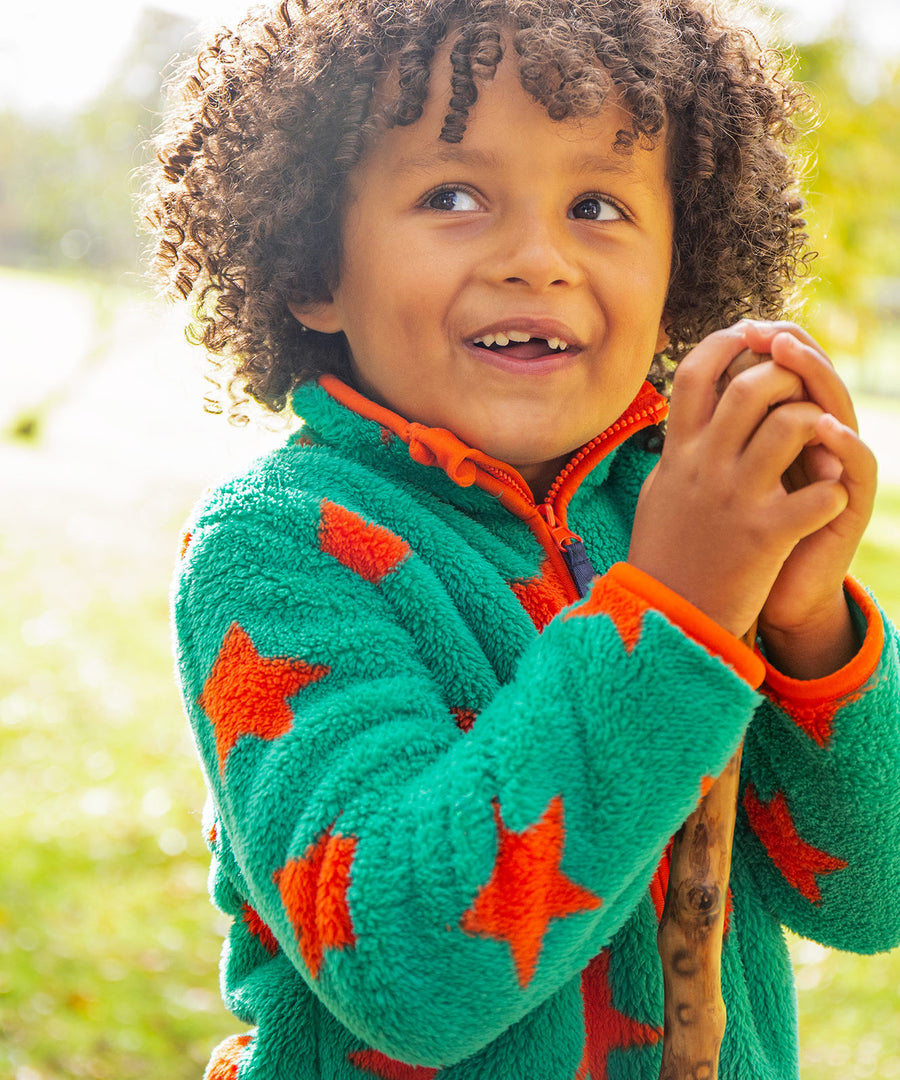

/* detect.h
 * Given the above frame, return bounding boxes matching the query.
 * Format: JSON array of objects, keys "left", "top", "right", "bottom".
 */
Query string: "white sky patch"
[
  {"left": 0, "top": 0, "right": 897, "bottom": 117},
  {"left": 0, "top": 0, "right": 249, "bottom": 117}
]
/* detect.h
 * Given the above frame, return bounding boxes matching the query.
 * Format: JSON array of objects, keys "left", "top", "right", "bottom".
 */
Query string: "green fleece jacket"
[{"left": 173, "top": 374, "right": 900, "bottom": 1080}]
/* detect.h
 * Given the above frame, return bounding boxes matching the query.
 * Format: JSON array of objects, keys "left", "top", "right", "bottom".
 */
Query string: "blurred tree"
[
  {"left": 0, "top": 7, "right": 193, "bottom": 280},
  {"left": 791, "top": 26, "right": 900, "bottom": 384}
]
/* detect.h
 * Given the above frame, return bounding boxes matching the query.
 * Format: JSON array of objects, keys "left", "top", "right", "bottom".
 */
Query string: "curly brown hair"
[{"left": 141, "top": 0, "right": 812, "bottom": 417}]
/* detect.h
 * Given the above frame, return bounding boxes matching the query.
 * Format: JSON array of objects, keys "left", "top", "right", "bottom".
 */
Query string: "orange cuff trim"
[
  {"left": 761, "top": 577, "right": 884, "bottom": 706},
  {"left": 206, "top": 1033, "right": 254, "bottom": 1080},
  {"left": 572, "top": 563, "right": 765, "bottom": 687}
]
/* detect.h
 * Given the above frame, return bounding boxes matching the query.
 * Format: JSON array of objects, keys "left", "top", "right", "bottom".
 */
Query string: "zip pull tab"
[
  {"left": 560, "top": 538, "right": 596, "bottom": 598},
  {"left": 537, "top": 504, "right": 597, "bottom": 598}
]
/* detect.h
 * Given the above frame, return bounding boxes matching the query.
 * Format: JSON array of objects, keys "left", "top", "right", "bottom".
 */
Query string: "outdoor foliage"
[
  {"left": 793, "top": 30, "right": 900, "bottom": 390},
  {"left": 0, "top": 462, "right": 223, "bottom": 1076},
  {"left": 0, "top": 7, "right": 191, "bottom": 280}
]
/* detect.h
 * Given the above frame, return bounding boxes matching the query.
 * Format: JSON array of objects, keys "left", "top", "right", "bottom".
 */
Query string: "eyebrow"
[
  {"left": 392, "top": 145, "right": 502, "bottom": 175},
  {"left": 394, "top": 144, "right": 654, "bottom": 184}
]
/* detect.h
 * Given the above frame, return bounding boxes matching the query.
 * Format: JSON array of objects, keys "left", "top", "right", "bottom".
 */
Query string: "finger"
[
  {"left": 737, "top": 400, "right": 824, "bottom": 487},
  {"left": 766, "top": 332, "right": 858, "bottom": 432},
  {"left": 783, "top": 443, "right": 844, "bottom": 493},
  {"left": 667, "top": 324, "right": 755, "bottom": 442},
  {"left": 712, "top": 363, "right": 808, "bottom": 460},
  {"left": 740, "top": 320, "right": 830, "bottom": 363},
  {"left": 813, "top": 413, "right": 878, "bottom": 527},
  {"left": 778, "top": 477, "right": 851, "bottom": 542},
  {"left": 737, "top": 320, "right": 857, "bottom": 427}
]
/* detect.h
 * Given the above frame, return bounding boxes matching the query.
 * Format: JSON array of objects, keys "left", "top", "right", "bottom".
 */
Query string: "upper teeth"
[{"left": 473, "top": 331, "right": 568, "bottom": 351}]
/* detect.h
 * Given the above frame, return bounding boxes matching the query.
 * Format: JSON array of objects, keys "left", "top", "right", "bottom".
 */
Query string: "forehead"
[{"left": 358, "top": 50, "right": 669, "bottom": 192}]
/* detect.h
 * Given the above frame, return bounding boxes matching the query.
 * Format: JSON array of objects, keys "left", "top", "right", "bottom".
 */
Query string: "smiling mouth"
[{"left": 471, "top": 331, "right": 573, "bottom": 360}]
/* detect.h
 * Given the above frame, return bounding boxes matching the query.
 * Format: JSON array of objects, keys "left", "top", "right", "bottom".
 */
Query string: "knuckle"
[
  {"left": 723, "top": 372, "right": 757, "bottom": 407},
  {"left": 672, "top": 359, "right": 703, "bottom": 391},
  {"left": 766, "top": 404, "right": 796, "bottom": 434},
  {"left": 769, "top": 401, "right": 818, "bottom": 436}
]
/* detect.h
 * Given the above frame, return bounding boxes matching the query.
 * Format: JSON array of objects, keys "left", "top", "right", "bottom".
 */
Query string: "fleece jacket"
[{"left": 173, "top": 374, "right": 900, "bottom": 1080}]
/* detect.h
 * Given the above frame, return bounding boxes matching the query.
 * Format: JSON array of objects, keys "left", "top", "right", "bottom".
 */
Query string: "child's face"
[{"left": 293, "top": 50, "right": 673, "bottom": 497}]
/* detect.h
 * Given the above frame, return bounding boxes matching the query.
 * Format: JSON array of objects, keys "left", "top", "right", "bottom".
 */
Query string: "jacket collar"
[
  {"left": 308, "top": 373, "right": 667, "bottom": 519},
  {"left": 293, "top": 375, "right": 667, "bottom": 602}
]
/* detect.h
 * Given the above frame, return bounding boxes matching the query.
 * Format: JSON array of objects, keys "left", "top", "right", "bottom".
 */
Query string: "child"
[{"left": 144, "top": 0, "right": 900, "bottom": 1077}]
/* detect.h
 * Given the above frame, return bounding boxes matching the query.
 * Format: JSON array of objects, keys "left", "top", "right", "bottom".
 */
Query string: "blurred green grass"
[
  {"left": 852, "top": 485, "right": 900, "bottom": 620},
  {"left": 0, "top": 530, "right": 233, "bottom": 1078},
  {"left": 1, "top": 439, "right": 898, "bottom": 1080}
]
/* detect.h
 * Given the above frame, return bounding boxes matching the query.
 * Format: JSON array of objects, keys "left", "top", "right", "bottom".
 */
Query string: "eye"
[
  {"left": 424, "top": 187, "right": 480, "bottom": 212},
  {"left": 570, "top": 196, "right": 624, "bottom": 222}
]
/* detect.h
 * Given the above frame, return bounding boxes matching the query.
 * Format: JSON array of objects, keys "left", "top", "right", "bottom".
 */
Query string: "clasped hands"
[{"left": 629, "top": 320, "right": 877, "bottom": 680}]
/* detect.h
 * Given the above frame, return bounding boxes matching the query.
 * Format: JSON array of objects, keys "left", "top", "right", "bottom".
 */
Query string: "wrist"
[{"left": 759, "top": 591, "right": 860, "bottom": 680}]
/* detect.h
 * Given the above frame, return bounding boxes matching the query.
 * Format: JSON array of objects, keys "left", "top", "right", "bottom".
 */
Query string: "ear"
[{"left": 287, "top": 298, "right": 344, "bottom": 335}]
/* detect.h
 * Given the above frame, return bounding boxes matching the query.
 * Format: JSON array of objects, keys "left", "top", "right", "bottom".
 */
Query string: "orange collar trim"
[{"left": 318, "top": 374, "right": 531, "bottom": 490}]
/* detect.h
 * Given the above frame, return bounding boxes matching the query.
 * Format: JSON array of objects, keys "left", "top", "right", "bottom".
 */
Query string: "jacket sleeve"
[
  {"left": 174, "top": 487, "right": 763, "bottom": 1067},
  {"left": 737, "top": 579, "right": 900, "bottom": 953}
]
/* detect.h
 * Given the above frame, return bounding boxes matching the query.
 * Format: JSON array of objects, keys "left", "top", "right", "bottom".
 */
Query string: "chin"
[
  {"left": 486, "top": 439, "right": 577, "bottom": 475},
  {"left": 465, "top": 413, "right": 583, "bottom": 462}
]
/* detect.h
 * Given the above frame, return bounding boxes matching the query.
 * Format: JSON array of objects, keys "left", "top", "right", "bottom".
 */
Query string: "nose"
[{"left": 489, "top": 209, "right": 582, "bottom": 291}]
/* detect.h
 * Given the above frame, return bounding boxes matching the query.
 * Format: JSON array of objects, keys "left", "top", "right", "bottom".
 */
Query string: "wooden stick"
[
  {"left": 657, "top": 350, "right": 768, "bottom": 1079},
  {"left": 656, "top": 744, "right": 743, "bottom": 1080}
]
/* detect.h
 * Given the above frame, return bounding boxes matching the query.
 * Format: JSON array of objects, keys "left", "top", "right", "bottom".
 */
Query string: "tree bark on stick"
[{"left": 656, "top": 745, "right": 743, "bottom": 1080}]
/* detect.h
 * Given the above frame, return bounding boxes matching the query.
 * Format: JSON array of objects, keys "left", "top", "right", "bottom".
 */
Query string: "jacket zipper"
[
  {"left": 535, "top": 503, "right": 596, "bottom": 599},
  {"left": 477, "top": 396, "right": 665, "bottom": 599},
  {"left": 314, "top": 372, "right": 665, "bottom": 601},
  {"left": 477, "top": 460, "right": 597, "bottom": 601}
]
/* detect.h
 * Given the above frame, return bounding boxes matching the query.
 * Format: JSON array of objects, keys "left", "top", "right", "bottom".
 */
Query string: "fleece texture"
[{"left": 173, "top": 376, "right": 900, "bottom": 1080}]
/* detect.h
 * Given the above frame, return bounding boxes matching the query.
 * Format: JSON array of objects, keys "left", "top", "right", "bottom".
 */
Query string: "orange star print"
[
  {"left": 199, "top": 623, "right": 329, "bottom": 774},
  {"left": 508, "top": 555, "right": 570, "bottom": 630},
  {"left": 242, "top": 902, "right": 279, "bottom": 956},
  {"left": 574, "top": 950, "right": 662, "bottom": 1079},
  {"left": 347, "top": 1050, "right": 439, "bottom": 1078},
  {"left": 319, "top": 499, "right": 410, "bottom": 584},
  {"left": 461, "top": 795, "right": 602, "bottom": 987},
  {"left": 743, "top": 785, "right": 848, "bottom": 903},
  {"left": 763, "top": 688, "right": 840, "bottom": 749},
  {"left": 274, "top": 825, "right": 358, "bottom": 978},
  {"left": 564, "top": 572, "right": 650, "bottom": 652}
]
